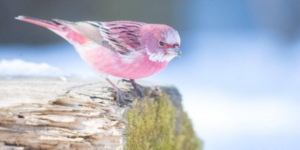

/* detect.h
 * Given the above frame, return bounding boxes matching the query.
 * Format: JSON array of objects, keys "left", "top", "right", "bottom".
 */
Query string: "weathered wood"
[{"left": 0, "top": 78, "right": 182, "bottom": 150}]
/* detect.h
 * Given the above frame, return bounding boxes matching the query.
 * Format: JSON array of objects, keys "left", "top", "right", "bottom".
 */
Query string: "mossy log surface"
[{"left": 0, "top": 78, "right": 202, "bottom": 150}]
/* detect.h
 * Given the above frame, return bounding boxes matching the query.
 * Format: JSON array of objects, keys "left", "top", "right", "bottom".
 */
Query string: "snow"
[{"left": 0, "top": 59, "right": 65, "bottom": 77}]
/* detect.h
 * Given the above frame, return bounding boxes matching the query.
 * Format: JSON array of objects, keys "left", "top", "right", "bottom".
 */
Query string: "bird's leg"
[
  {"left": 130, "top": 79, "right": 145, "bottom": 98},
  {"left": 106, "top": 78, "right": 130, "bottom": 107},
  {"left": 119, "top": 79, "right": 145, "bottom": 98}
]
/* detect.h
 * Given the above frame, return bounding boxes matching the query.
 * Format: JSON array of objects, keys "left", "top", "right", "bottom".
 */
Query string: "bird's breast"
[{"left": 77, "top": 46, "right": 168, "bottom": 79}]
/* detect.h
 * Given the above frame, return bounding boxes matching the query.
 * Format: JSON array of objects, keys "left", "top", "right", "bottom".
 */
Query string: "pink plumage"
[{"left": 15, "top": 15, "right": 181, "bottom": 106}]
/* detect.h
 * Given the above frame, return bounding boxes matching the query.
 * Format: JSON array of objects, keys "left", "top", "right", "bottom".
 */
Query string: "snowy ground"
[{"left": 1, "top": 30, "right": 299, "bottom": 150}]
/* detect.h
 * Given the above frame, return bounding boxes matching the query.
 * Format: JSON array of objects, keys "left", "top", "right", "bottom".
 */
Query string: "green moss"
[
  {"left": 173, "top": 110, "right": 203, "bottom": 150},
  {"left": 125, "top": 92, "right": 203, "bottom": 150}
]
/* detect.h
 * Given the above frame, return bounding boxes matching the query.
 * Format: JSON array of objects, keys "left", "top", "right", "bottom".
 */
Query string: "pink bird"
[{"left": 16, "top": 16, "right": 181, "bottom": 106}]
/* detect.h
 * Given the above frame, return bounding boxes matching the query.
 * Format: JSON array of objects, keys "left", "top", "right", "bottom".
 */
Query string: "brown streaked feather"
[
  {"left": 101, "top": 21, "right": 145, "bottom": 54},
  {"left": 53, "top": 19, "right": 103, "bottom": 45},
  {"left": 53, "top": 19, "right": 145, "bottom": 55}
]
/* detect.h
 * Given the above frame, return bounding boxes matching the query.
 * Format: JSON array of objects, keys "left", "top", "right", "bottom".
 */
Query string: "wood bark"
[{"left": 0, "top": 78, "right": 181, "bottom": 150}]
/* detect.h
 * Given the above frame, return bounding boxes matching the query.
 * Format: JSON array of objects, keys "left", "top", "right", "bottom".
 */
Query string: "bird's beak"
[{"left": 167, "top": 46, "right": 182, "bottom": 57}]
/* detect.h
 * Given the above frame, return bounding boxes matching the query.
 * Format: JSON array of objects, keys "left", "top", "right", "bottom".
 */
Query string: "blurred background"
[{"left": 1, "top": 0, "right": 300, "bottom": 149}]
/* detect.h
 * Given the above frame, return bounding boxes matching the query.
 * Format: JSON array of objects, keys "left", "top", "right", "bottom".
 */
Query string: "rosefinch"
[{"left": 16, "top": 16, "right": 181, "bottom": 106}]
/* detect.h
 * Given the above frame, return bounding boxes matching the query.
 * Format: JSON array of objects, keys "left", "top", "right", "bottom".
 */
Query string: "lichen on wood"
[{"left": 125, "top": 91, "right": 202, "bottom": 150}]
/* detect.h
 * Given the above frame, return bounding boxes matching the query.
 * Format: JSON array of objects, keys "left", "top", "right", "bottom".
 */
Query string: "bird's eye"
[{"left": 159, "top": 41, "right": 165, "bottom": 46}]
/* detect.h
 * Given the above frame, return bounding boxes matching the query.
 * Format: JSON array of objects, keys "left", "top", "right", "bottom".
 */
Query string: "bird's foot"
[
  {"left": 113, "top": 88, "right": 131, "bottom": 107},
  {"left": 119, "top": 79, "right": 145, "bottom": 98},
  {"left": 106, "top": 78, "right": 131, "bottom": 107},
  {"left": 133, "top": 82, "right": 145, "bottom": 99}
]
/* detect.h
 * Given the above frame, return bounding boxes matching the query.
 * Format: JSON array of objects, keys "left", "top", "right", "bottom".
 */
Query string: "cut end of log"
[{"left": 0, "top": 78, "right": 202, "bottom": 150}]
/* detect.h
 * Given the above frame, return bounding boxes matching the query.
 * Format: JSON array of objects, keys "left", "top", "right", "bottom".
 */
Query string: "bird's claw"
[
  {"left": 114, "top": 88, "right": 132, "bottom": 107},
  {"left": 119, "top": 79, "right": 145, "bottom": 98},
  {"left": 134, "top": 84, "right": 145, "bottom": 99}
]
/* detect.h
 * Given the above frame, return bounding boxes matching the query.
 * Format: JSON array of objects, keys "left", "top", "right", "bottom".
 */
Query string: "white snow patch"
[{"left": 0, "top": 59, "right": 65, "bottom": 77}]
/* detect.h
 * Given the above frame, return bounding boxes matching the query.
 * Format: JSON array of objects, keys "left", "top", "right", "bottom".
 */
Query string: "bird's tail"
[{"left": 15, "top": 16, "right": 62, "bottom": 31}]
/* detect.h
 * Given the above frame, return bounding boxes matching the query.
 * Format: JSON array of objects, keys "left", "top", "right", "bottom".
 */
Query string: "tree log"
[{"left": 0, "top": 78, "right": 202, "bottom": 150}]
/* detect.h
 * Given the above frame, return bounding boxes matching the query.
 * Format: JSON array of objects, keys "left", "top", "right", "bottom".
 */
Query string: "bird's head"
[{"left": 141, "top": 24, "right": 181, "bottom": 62}]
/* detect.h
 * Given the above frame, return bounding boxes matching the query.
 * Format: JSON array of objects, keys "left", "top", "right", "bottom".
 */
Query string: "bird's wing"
[{"left": 53, "top": 19, "right": 145, "bottom": 55}]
